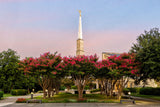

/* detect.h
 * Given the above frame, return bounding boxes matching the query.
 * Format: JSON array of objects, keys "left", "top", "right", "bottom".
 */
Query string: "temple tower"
[{"left": 76, "top": 10, "right": 84, "bottom": 56}]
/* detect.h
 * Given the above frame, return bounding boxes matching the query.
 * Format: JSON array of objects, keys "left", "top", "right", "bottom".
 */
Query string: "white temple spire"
[
  {"left": 76, "top": 10, "right": 84, "bottom": 56},
  {"left": 78, "top": 10, "right": 82, "bottom": 39}
]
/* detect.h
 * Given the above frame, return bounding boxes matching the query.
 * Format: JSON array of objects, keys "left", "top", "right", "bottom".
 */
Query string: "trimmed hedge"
[
  {"left": 123, "top": 88, "right": 130, "bottom": 95},
  {"left": 59, "top": 86, "right": 66, "bottom": 91},
  {"left": 71, "top": 86, "right": 77, "bottom": 89},
  {"left": 127, "top": 88, "right": 140, "bottom": 94},
  {"left": 140, "top": 87, "right": 160, "bottom": 95},
  {"left": 11, "top": 89, "right": 27, "bottom": 96},
  {"left": 90, "top": 89, "right": 100, "bottom": 93},
  {"left": 0, "top": 91, "right": 3, "bottom": 99}
]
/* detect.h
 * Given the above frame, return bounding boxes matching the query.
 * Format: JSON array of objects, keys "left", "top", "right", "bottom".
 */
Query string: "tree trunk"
[
  {"left": 43, "top": 89, "right": 46, "bottom": 99},
  {"left": 78, "top": 89, "right": 83, "bottom": 99}
]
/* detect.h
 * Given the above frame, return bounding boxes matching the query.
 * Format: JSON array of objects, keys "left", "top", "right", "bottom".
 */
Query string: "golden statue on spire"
[{"left": 79, "top": 10, "right": 81, "bottom": 16}]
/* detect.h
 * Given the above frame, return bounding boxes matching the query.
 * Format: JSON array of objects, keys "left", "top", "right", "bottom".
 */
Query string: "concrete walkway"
[
  {"left": 2, "top": 103, "right": 160, "bottom": 107},
  {"left": 124, "top": 95, "right": 160, "bottom": 103},
  {"left": 1, "top": 94, "right": 160, "bottom": 107},
  {"left": 0, "top": 93, "right": 42, "bottom": 107}
]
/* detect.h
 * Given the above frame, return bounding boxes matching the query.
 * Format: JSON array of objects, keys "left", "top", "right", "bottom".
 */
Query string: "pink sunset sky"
[{"left": 0, "top": 0, "right": 160, "bottom": 59}]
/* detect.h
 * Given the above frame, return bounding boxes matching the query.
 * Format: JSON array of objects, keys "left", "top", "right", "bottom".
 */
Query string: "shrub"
[
  {"left": 11, "top": 89, "right": 27, "bottom": 95},
  {"left": 16, "top": 98, "right": 26, "bottom": 103},
  {"left": 139, "top": 87, "right": 153, "bottom": 95},
  {"left": 87, "top": 99, "right": 98, "bottom": 102},
  {"left": 71, "top": 86, "right": 77, "bottom": 89},
  {"left": 77, "top": 98, "right": 87, "bottom": 102},
  {"left": 0, "top": 91, "right": 3, "bottom": 99},
  {"left": 140, "top": 87, "right": 160, "bottom": 95},
  {"left": 63, "top": 98, "right": 70, "bottom": 103},
  {"left": 59, "top": 92, "right": 72, "bottom": 95},
  {"left": 123, "top": 88, "right": 130, "bottom": 95},
  {"left": 84, "top": 86, "right": 89, "bottom": 90},
  {"left": 90, "top": 89, "right": 100, "bottom": 93},
  {"left": 59, "top": 86, "right": 66, "bottom": 91},
  {"left": 127, "top": 88, "right": 140, "bottom": 94}
]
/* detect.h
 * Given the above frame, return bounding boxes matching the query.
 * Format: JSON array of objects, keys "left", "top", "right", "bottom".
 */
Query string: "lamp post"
[
  {"left": 32, "top": 89, "right": 35, "bottom": 93},
  {"left": 128, "top": 91, "right": 131, "bottom": 99},
  {"left": 31, "top": 92, "right": 33, "bottom": 99}
]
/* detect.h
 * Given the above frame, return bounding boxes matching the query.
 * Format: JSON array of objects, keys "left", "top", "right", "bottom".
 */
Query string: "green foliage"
[
  {"left": 130, "top": 28, "right": 160, "bottom": 81},
  {"left": 127, "top": 88, "right": 140, "bottom": 94},
  {"left": 59, "top": 92, "right": 72, "bottom": 95},
  {"left": 84, "top": 85, "right": 89, "bottom": 90},
  {"left": 0, "top": 49, "right": 36, "bottom": 93},
  {"left": 87, "top": 99, "right": 98, "bottom": 102},
  {"left": 90, "top": 88, "right": 100, "bottom": 93},
  {"left": 122, "top": 88, "right": 130, "bottom": 95},
  {"left": 0, "top": 91, "right": 3, "bottom": 99},
  {"left": 0, "top": 49, "right": 20, "bottom": 93},
  {"left": 71, "top": 85, "right": 77, "bottom": 89},
  {"left": 123, "top": 88, "right": 140, "bottom": 95},
  {"left": 139, "top": 87, "right": 160, "bottom": 95},
  {"left": 11, "top": 89, "right": 27, "bottom": 95},
  {"left": 59, "top": 86, "right": 66, "bottom": 90},
  {"left": 61, "top": 78, "right": 74, "bottom": 90}
]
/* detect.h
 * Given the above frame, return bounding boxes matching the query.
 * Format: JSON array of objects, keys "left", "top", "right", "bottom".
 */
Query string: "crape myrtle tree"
[
  {"left": 108, "top": 53, "right": 139, "bottom": 100},
  {"left": 95, "top": 60, "right": 117, "bottom": 96},
  {"left": 130, "top": 28, "right": 160, "bottom": 82},
  {"left": 63, "top": 55, "right": 98, "bottom": 99},
  {"left": 19, "top": 52, "right": 65, "bottom": 98},
  {"left": 95, "top": 53, "right": 139, "bottom": 99}
]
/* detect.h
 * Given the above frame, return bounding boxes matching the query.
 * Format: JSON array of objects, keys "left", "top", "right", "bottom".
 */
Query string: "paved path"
[
  {"left": 2, "top": 103, "right": 160, "bottom": 107},
  {"left": 0, "top": 93, "right": 42, "bottom": 107},
  {"left": 124, "top": 95, "right": 160, "bottom": 103},
  {"left": 1, "top": 94, "right": 160, "bottom": 107}
]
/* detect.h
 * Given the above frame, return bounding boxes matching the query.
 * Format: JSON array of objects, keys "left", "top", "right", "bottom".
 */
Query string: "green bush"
[
  {"left": 85, "top": 86, "right": 89, "bottom": 90},
  {"left": 59, "top": 92, "right": 72, "bottom": 95},
  {"left": 0, "top": 91, "right": 3, "bottom": 99},
  {"left": 90, "top": 89, "right": 100, "bottom": 93},
  {"left": 139, "top": 87, "right": 153, "bottom": 95},
  {"left": 127, "top": 88, "right": 140, "bottom": 94},
  {"left": 123, "top": 88, "right": 130, "bottom": 95},
  {"left": 140, "top": 87, "right": 160, "bottom": 95},
  {"left": 59, "top": 86, "right": 66, "bottom": 91},
  {"left": 71, "top": 86, "right": 77, "bottom": 89},
  {"left": 11, "top": 89, "right": 27, "bottom": 96}
]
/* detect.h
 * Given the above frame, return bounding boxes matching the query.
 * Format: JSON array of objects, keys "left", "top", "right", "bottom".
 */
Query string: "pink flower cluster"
[
  {"left": 19, "top": 52, "right": 63, "bottom": 75},
  {"left": 96, "top": 53, "right": 139, "bottom": 75}
]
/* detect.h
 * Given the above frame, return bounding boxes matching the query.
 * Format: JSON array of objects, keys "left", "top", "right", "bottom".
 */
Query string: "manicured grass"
[
  {"left": 3, "top": 93, "right": 13, "bottom": 97},
  {"left": 131, "top": 94, "right": 160, "bottom": 101},
  {"left": 32, "top": 93, "right": 119, "bottom": 103}
]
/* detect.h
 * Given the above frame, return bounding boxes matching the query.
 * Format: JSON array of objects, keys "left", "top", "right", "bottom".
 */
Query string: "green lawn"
[
  {"left": 131, "top": 94, "right": 160, "bottom": 101},
  {"left": 3, "top": 93, "right": 13, "bottom": 97},
  {"left": 32, "top": 93, "right": 119, "bottom": 103}
]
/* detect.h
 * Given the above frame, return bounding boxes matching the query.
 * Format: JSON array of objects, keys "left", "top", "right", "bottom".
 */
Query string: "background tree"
[
  {"left": 0, "top": 49, "right": 21, "bottom": 93},
  {"left": 130, "top": 28, "right": 160, "bottom": 82}
]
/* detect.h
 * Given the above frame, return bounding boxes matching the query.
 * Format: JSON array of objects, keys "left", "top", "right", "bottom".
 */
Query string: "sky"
[{"left": 0, "top": 0, "right": 160, "bottom": 59}]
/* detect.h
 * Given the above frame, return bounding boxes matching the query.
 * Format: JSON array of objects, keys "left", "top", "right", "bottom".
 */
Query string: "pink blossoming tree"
[
  {"left": 19, "top": 52, "right": 65, "bottom": 98},
  {"left": 63, "top": 55, "right": 98, "bottom": 99}
]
